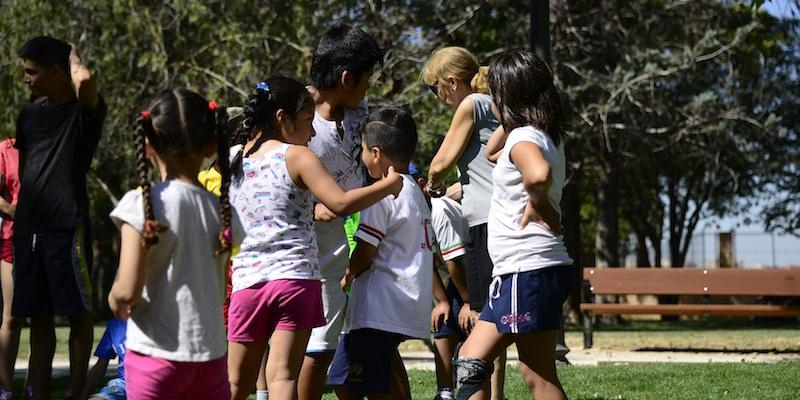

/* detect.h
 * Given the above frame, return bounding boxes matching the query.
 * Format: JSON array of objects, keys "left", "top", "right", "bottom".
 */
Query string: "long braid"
[
  {"left": 134, "top": 113, "right": 166, "bottom": 248},
  {"left": 231, "top": 89, "right": 268, "bottom": 178},
  {"left": 214, "top": 105, "right": 233, "bottom": 255}
]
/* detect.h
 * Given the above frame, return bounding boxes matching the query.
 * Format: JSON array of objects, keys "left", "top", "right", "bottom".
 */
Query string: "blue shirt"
[{"left": 94, "top": 318, "right": 127, "bottom": 380}]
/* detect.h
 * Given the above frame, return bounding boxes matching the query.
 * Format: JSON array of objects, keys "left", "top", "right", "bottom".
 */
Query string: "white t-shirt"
[
  {"left": 347, "top": 174, "right": 434, "bottom": 339},
  {"left": 488, "top": 126, "right": 573, "bottom": 276},
  {"left": 229, "top": 143, "right": 320, "bottom": 291},
  {"left": 431, "top": 197, "right": 467, "bottom": 262},
  {"left": 308, "top": 102, "right": 367, "bottom": 280},
  {"left": 110, "top": 180, "right": 242, "bottom": 362}
]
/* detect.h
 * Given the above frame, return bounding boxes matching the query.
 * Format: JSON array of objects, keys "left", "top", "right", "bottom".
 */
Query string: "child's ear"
[{"left": 341, "top": 70, "right": 356, "bottom": 90}]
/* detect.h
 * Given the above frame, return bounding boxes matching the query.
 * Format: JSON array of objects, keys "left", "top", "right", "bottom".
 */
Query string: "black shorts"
[
  {"left": 465, "top": 223, "right": 494, "bottom": 312},
  {"left": 433, "top": 280, "right": 467, "bottom": 340},
  {"left": 328, "top": 328, "right": 406, "bottom": 395},
  {"left": 12, "top": 226, "right": 93, "bottom": 316}
]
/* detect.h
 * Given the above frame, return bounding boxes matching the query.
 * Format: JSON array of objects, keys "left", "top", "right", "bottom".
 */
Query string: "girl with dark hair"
[
  {"left": 454, "top": 50, "right": 573, "bottom": 400},
  {"left": 107, "top": 88, "right": 241, "bottom": 399},
  {"left": 225, "top": 76, "right": 402, "bottom": 400}
]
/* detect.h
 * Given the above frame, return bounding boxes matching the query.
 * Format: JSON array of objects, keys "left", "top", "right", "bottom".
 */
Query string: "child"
[
  {"left": 83, "top": 318, "right": 126, "bottom": 400},
  {"left": 328, "top": 107, "right": 441, "bottom": 400},
  {"left": 108, "top": 88, "right": 239, "bottom": 399},
  {"left": 408, "top": 164, "right": 472, "bottom": 400},
  {"left": 420, "top": 47, "right": 507, "bottom": 399},
  {"left": 225, "top": 76, "right": 401, "bottom": 400},
  {"left": 455, "top": 50, "right": 574, "bottom": 400},
  {"left": 301, "top": 25, "right": 384, "bottom": 400},
  {"left": 0, "top": 137, "right": 21, "bottom": 400}
]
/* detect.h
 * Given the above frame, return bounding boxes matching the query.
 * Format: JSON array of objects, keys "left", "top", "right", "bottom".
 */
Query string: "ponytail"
[
  {"left": 471, "top": 66, "right": 490, "bottom": 94},
  {"left": 134, "top": 111, "right": 167, "bottom": 248},
  {"left": 212, "top": 104, "right": 233, "bottom": 255}
]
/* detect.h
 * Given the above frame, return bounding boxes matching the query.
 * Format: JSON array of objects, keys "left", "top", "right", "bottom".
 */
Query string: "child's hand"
[
  {"left": 431, "top": 301, "right": 450, "bottom": 332},
  {"left": 340, "top": 271, "right": 353, "bottom": 292},
  {"left": 108, "top": 293, "right": 131, "bottom": 321},
  {"left": 519, "top": 199, "right": 562, "bottom": 236},
  {"left": 458, "top": 303, "right": 474, "bottom": 333},
  {"left": 384, "top": 166, "right": 403, "bottom": 198},
  {"left": 314, "top": 203, "right": 338, "bottom": 222}
]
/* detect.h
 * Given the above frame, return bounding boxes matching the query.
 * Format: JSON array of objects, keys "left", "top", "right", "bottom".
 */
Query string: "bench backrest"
[{"left": 583, "top": 268, "right": 800, "bottom": 296}]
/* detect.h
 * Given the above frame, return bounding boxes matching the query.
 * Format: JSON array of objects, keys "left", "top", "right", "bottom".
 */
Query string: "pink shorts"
[
  {"left": 125, "top": 351, "right": 229, "bottom": 400},
  {"left": 0, "top": 239, "right": 12, "bottom": 263},
  {"left": 228, "top": 279, "right": 325, "bottom": 342}
]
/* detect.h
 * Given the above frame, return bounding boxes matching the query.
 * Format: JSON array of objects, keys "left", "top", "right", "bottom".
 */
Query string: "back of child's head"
[
  {"left": 135, "top": 88, "right": 232, "bottom": 253},
  {"left": 488, "top": 49, "right": 564, "bottom": 145},
  {"left": 18, "top": 36, "right": 70, "bottom": 73},
  {"left": 362, "top": 107, "right": 418, "bottom": 165},
  {"left": 230, "top": 76, "right": 314, "bottom": 176},
  {"left": 310, "top": 25, "right": 383, "bottom": 90},
  {"left": 421, "top": 46, "right": 489, "bottom": 94}
]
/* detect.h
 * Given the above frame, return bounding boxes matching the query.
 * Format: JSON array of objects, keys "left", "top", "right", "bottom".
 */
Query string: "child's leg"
[
  {"left": 257, "top": 345, "right": 270, "bottom": 399},
  {"left": 0, "top": 259, "right": 22, "bottom": 391},
  {"left": 433, "top": 335, "right": 459, "bottom": 392},
  {"left": 229, "top": 340, "right": 268, "bottom": 400},
  {"left": 265, "top": 329, "right": 311, "bottom": 400},
  {"left": 389, "top": 349, "right": 411, "bottom": 400},
  {"left": 28, "top": 315, "right": 55, "bottom": 400},
  {"left": 66, "top": 309, "right": 93, "bottom": 398},
  {"left": 455, "top": 321, "right": 511, "bottom": 400},
  {"left": 515, "top": 331, "right": 566, "bottom": 400},
  {"left": 490, "top": 349, "right": 506, "bottom": 400}
]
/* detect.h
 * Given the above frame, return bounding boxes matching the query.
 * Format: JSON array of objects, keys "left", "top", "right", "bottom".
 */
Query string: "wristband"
[{"left": 427, "top": 183, "right": 446, "bottom": 198}]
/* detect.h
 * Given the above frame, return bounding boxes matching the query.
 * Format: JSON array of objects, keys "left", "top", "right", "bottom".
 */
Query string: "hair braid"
[
  {"left": 134, "top": 114, "right": 167, "bottom": 248},
  {"left": 214, "top": 106, "right": 233, "bottom": 255}
]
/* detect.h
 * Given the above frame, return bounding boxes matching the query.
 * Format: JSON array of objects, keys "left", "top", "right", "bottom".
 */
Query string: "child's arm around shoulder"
[{"left": 285, "top": 145, "right": 402, "bottom": 215}]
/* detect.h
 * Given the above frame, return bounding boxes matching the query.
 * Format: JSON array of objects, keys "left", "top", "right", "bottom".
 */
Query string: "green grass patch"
[{"left": 29, "top": 362, "right": 799, "bottom": 399}]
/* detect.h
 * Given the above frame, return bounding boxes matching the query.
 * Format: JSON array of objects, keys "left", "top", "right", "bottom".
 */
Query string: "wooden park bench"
[{"left": 579, "top": 267, "right": 800, "bottom": 348}]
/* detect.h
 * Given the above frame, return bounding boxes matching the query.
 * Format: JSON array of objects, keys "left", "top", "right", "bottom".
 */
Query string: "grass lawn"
[{"left": 16, "top": 362, "right": 800, "bottom": 399}]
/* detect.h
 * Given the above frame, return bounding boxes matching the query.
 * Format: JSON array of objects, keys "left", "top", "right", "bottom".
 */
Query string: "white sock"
[
  {"left": 256, "top": 389, "right": 269, "bottom": 400},
  {"left": 438, "top": 388, "right": 454, "bottom": 399}
]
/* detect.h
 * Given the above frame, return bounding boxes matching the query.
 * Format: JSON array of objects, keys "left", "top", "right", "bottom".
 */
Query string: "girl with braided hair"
[
  {"left": 225, "top": 76, "right": 402, "bottom": 400},
  {"left": 108, "top": 88, "right": 243, "bottom": 399}
]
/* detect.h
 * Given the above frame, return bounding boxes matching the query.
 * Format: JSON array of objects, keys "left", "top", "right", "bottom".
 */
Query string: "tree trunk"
[
  {"left": 634, "top": 229, "right": 651, "bottom": 268},
  {"left": 595, "top": 146, "right": 619, "bottom": 268}
]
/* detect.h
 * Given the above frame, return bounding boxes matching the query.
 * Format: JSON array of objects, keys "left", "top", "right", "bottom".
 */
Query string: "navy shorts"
[
  {"left": 480, "top": 266, "right": 574, "bottom": 333},
  {"left": 12, "top": 226, "right": 93, "bottom": 317},
  {"left": 433, "top": 280, "right": 467, "bottom": 339},
  {"left": 328, "top": 328, "right": 405, "bottom": 395}
]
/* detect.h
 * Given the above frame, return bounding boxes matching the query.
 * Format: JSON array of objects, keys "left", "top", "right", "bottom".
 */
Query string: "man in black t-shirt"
[{"left": 13, "top": 36, "right": 106, "bottom": 400}]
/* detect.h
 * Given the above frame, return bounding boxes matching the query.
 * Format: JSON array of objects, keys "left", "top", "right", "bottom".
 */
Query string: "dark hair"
[
  {"left": 18, "top": 36, "right": 70, "bottom": 73},
  {"left": 134, "top": 88, "right": 232, "bottom": 254},
  {"left": 231, "top": 76, "right": 314, "bottom": 177},
  {"left": 488, "top": 50, "right": 564, "bottom": 145},
  {"left": 361, "top": 106, "right": 418, "bottom": 164},
  {"left": 310, "top": 25, "right": 383, "bottom": 89}
]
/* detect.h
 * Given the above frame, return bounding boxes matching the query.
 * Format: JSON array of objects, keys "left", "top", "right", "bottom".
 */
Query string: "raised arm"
[
  {"left": 69, "top": 44, "right": 99, "bottom": 110},
  {"left": 287, "top": 145, "right": 402, "bottom": 216},
  {"left": 427, "top": 98, "right": 476, "bottom": 191},
  {"left": 108, "top": 224, "right": 146, "bottom": 319}
]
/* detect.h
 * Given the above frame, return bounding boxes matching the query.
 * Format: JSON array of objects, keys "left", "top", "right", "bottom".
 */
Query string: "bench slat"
[
  {"left": 584, "top": 268, "right": 800, "bottom": 296},
  {"left": 580, "top": 303, "right": 800, "bottom": 317}
]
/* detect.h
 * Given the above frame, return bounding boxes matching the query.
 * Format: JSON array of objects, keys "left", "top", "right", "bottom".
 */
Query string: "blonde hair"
[{"left": 421, "top": 47, "right": 489, "bottom": 94}]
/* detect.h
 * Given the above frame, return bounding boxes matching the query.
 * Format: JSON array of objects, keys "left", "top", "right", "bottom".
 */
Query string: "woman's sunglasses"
[{"left": 428, "top": 82, "right": 438, "bottom": 96}]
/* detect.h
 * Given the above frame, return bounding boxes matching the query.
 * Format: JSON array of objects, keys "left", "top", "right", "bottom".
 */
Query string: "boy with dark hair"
[
  {"left": 13, "top": 35, "right": 106, "bottom": 400},
  {"left": 300, "top": 25, "right": 384, "bottom": 400},
  {"left": 329, "top": 107, "right": 445, "bottom": 400}
]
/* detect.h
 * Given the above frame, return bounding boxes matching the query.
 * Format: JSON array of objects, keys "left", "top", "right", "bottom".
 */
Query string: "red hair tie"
[
  {"left": 208, "top": 100, "right": 218, "bottom": 112},
  {"left": 140, "top": 110, "right": 151, "bottom": 120}
]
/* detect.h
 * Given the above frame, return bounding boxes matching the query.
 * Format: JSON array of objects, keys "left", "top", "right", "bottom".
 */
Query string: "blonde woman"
[{"left": 421, "top": 46, "right": 506, "bottom": 400}]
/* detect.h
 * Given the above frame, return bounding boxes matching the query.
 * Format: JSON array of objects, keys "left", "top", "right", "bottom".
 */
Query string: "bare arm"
[
  {"left": 82, "top": 358, "right": 110, "bottom": 398},
  {"left": 510, "top": 141, "right": 561, "bottom": 235},
  {"left": 341, "top": 238, "right": 379, "bottom": 290},
  {"left": 108, "top": 224, "right": 146, "bottom": 319},
  {"left": 287, "top": 146, "right": 402, "bottom": 216},
  {"left": 484, "top": 125, "right": 507, "bottom": 163},
  {"left": 431, "top": 261, "right": 450, "bottom": 331},
  {"left": 69, "top": 44, "right": 99, "bottom": 110},
  {"left": 444, "top": 257, "right": 469, "bottom": 303},
  {"left": 0, "top": 197, "right": 14, "bottom": 220},
  {"left": 427, "top": 98, "right": 476, "bottom": 190}
]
